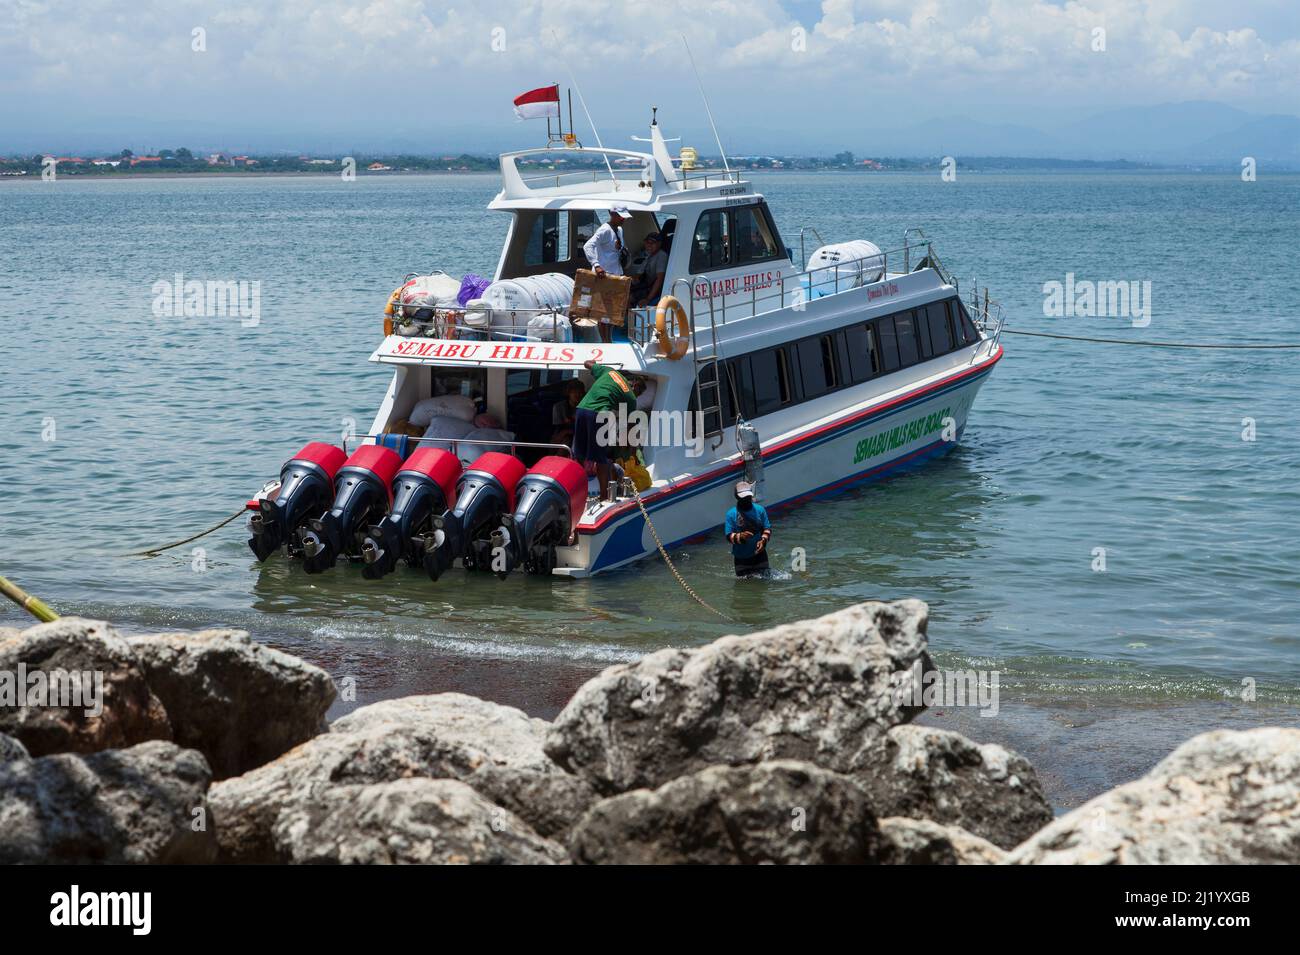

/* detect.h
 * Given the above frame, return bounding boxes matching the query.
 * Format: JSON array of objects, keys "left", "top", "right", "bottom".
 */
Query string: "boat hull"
[{"left": 558, "top": 346, "right": 1001, "bottom": 577}]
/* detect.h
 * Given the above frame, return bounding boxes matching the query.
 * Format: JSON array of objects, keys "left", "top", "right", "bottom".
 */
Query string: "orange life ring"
[
  {"left": 654, "top": 295, "right": 690, "bottom": 360},
  {"left": 382, "top": 287, "right": 401, "bottom": 336}
]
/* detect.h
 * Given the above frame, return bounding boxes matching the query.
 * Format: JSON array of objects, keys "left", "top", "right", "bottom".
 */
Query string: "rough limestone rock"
[
  {"left": 569, "top": 761, "right": 879, "bottom": 864},
  {"left": 0, "top": 618, "right": 170, "bottom": 757},
  {"left": 1007, "top": 728, "right": 1300, "bottom": 865},
  {"left": 856, "top": 725, "right": 1052, "bottom": 850},
  {"left": 272, "top": 778, "right": 568, "bottom": 864},
  {"left": 877, "top": 816, "right": 1007, "bottom": 864},
  {"left": 210, "top": 693, "right": 561, "bottom": 863},
  {"left": 466, "top": 764, "right": 599, "bottom": 839},
  {"left": 546, "top": 600, "right": 934, "bottom": 795},
  {"left": 0, "top": 733, "right": 29, "bottom": 764},
  {"left": 126, "top": 628, "right": 336, "bottom": 779},
  {"left": 0, "top": 740, "right": 216, "bottom": 863}
]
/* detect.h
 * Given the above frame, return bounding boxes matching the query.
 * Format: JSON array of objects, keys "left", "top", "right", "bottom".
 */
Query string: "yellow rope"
[
  {"left": 632, "top": 489, "right": 733, "bottom": 622},
  {"left": 123, "top": 508, "right": 247, "bottom": 557}
]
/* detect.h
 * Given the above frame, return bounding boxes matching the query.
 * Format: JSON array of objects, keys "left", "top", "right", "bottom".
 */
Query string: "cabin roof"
[{"left": 488, "top": 122, "right": 756, "bottom": 213}]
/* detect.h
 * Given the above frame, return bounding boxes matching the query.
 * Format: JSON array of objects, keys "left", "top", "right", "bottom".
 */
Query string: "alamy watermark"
[
  {"left": 890, "top": 660, "right": 1000, "bottom": 717},
  {"left": 596, "top": 407, "right": 705, "bottom": 457},
  {"left": 152, "top": 272, "right": 261, "bottom": 327},
  {"left": 1043, "top": 272, "right": 1151, "bottom": 327},
  {"left": 0, "top": 664, "right": 104, "bottom": 717}
]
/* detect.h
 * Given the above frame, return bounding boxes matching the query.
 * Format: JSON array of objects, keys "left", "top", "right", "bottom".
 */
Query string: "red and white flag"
[{"left": 513, "top": 84, "right": 560, "bottom": 121}]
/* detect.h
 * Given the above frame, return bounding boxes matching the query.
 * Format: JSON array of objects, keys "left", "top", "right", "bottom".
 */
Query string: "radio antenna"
[
  {"left": 681, "top": 35, "right": 730, "bottom": 173},
  {"left": 550, "top": 29, "right": 617, "bottom": 185}
]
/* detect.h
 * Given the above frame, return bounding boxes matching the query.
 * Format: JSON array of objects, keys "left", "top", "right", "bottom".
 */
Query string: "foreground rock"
[
  {"left": 857, "top": 725, "right": 1052, "bottom": 850},
  {"left": 126, "top": 628, "right": 335, "bottom": 779},
  {"left": 0, "top": 740, "right": 216, "bottom": 863},
  {"left": 547, "top": 600, "right": 933, "bottom": 794},
  {"left": 1008, "top": 728, "right": 1300, "bottom": 864},
  {"left": 0, "top": 732, "right": 29, "bottom": 764},
  {"left": 210, "top": 693, "right": 569, "bottom": 862},
  {"left": 272, "top": 778, "right": 568, "bottom": 864},
  {"left": 569, "top": 761, "right": 879, "bottom": 864},
  {"left": 0, "top": 618, "right": 169, "bottom": 757},
  {"left": 878, "top": 817, "right": 1007, "bottom": 864}
]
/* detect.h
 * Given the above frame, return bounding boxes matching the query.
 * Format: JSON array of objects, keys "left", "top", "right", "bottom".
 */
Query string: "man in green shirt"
[{"left": 573, "top": 358, "right": 645, "bottom": 500}]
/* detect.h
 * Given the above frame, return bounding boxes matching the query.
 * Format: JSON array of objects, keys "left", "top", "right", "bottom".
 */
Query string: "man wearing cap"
[
  {"left": 584, "top": 206, "right": 628, "bottom": 277},
  {"left": 724, "top": 481, "right": 771, "bottom": 577}
]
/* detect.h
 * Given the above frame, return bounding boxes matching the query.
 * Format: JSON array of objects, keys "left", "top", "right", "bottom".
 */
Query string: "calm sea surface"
[{"left": 2, "top": 171, "right": 1298, "bottom": 725}]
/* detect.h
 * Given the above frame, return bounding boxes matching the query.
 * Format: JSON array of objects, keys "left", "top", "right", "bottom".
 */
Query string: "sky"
[{"left": 1, "top": 0, "right": 1298, "bottom": 155}]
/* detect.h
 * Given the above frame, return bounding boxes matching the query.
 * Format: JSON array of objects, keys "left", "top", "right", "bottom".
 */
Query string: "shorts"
[
  {"left": 734, "top": 551, "right": 770, "bottom": 578},
  {"left": 572, "top": 407, "right": 608, "bottom": 466}
]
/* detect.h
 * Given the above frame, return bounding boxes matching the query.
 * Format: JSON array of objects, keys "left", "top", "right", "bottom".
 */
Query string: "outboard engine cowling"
[
  {"left": 248, "top": 442, "right": 347, "bottom": 561},
  {"left": 434, "top": 452, "right": 526, "bottom": 578},
  {"left": 298, "top": 445, "right": 402, "bottom": 574},
  {"left": 359, "top": 447, "right": 461, "bottom": 580},
  {"left": 495, "top": 456, "right": 587, "bottom": 576}
]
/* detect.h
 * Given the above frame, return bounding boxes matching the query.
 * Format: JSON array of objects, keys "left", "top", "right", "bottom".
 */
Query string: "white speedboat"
[{"left": 246, "top": 113, "right": 1005, "bottom": 579}]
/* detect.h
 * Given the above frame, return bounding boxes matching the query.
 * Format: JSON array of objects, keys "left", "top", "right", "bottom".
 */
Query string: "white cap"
[
  {"left": 735, "top": 481, "right": 755, "bottom": 499},
  {"left": 610, "top": 205, "right": 630, "bottom": 217}
]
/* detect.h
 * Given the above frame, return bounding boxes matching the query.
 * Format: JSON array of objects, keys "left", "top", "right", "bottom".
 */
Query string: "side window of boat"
[
  {"left": 949, "top": 298, "right": 980, "bottom": 345},
  {"left": 750, "top": 348, "right": 793, "bottom": 415},
  {"left": 843, "top": 323, "right": 878, "bottom": 382},
  {"left": 732, "top": 203, "right": 781, "bottom": 266},
  {"left": 726, "top": 355, "right": 756, "bottom": 420},
  {"left": 690, "top": 210, "right": 731, "bottom": 273},
  {"left": 925, "top": 302, "right": 956, "bottom": 355},
  {"left": 795, "top": 335, "right": 836, "bottom": 399},
  {"left": 894, "top": 311, "right": 921, "bottom": 366},
  {"left": 876, "top": 317, "right": 901, "bottom": 372}
]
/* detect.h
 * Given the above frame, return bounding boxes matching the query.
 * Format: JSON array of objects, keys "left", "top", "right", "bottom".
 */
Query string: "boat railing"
[
  {"left": 389, "top": 303, "right": 576, "bottom": 345},
  {"left": 675, "top": 168, "right": 745, "bottom": 190},
  {"left": 518, "top": 166, "right": 649, "bottom": 191},
  {"left": 625, "top": 237, "right": 960, "bottom": 348},
  {"left": 965, "top": 286, "right": 1006, "bottom": 361}
]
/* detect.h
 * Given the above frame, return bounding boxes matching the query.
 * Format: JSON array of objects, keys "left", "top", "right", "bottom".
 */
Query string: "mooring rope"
[
  {"left": 631, "top": 489, "right": 734, "bottom": 622},
  {"left": 1001, "top": 328, "right": 1300, "bottom": 349},
  {"left": 123, "top": 508, "right": 247, "bottom": 557}
]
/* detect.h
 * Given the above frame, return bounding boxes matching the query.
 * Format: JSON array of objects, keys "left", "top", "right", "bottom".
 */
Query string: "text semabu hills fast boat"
[{"left": 245, "top": 108, "right": 1005, "bottom": 579}]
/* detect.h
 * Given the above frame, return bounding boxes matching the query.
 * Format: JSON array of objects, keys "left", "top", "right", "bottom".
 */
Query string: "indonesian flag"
[{"left": 514, "top": 84, "right": 560, "bottom": 121}]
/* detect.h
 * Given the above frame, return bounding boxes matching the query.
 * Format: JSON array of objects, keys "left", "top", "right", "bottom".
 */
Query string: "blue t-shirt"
[{"left": 724, "top": 503, "right": 770, "bottom": 559}]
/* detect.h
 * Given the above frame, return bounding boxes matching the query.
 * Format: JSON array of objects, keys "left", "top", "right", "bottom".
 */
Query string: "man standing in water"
[{"left": 724, "top": 481, "right": 771, "bottom": 577}]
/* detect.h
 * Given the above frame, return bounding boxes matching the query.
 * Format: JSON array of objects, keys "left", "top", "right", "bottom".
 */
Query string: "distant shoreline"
[{"left": 0, "top": 165, "right": 1276, "bottom": 184}]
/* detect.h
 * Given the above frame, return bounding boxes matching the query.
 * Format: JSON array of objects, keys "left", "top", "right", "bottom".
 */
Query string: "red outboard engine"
[
  {"left": 248, "top": 442, "right": 347, "bottom": 561},
  {"left": 430, "top": 452, "right": 526, "bottom": 579},
  {"left": 359, "top": 447, "right": 461, "bottom": 580},
  {"left": 297, "top": 445, "right": 402, "bottom": 574},
  {"left": 494, "top": 456, "right": 588, "bottom": 575}
]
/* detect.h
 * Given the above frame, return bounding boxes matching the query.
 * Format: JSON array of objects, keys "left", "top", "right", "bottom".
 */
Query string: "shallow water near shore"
[{"left": 2, "top": 171, "right": 1298, "bottom": 806}]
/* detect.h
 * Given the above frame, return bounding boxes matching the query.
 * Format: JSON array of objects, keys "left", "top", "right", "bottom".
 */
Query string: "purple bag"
[{"left": 457, "top": 273, "right": 492, "bottom": 306}]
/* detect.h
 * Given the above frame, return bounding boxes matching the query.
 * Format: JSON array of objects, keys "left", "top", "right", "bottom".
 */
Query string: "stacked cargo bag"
[
  {"left": 421, "top": 415, "right": 476, "bottom": 454},
  {"left": 457, "top": 427, "right": 516, "bottom": 465},
  {"left": 398, "top": 271, "right": 464, "bottom": 334},
  {"left": 527, "top": 311, "right": 571, "bottom": 342},
  {"left": 408, "top": 394, "right": 477, "bottom": 428},
  {"left": 480, "top": 273, "right": 574, "bottom": 341}
]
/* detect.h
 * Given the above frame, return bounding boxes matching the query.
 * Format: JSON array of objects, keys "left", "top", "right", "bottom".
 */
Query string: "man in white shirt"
[{"left": 584, "top": 205, "right": 628, "bottom": 276}]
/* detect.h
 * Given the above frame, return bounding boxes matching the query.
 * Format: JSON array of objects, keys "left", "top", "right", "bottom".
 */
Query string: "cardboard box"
[{"left": 569, "top": 269, "right": 631, "bottom": 327}]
